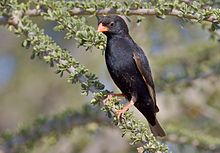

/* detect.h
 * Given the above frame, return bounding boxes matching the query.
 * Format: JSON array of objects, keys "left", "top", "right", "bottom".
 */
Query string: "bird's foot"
[
  {"left": 116, "top": 106, "right": 129, "bottom": 119},
  {"left": 116, "top": 100, "right": 135, "bottom": 120},
  {"left": 103, "top": 93, "right": 125, "bottom": 105},
  {"left": 103, "top": 94, "right": 113, "bottom": 105}
]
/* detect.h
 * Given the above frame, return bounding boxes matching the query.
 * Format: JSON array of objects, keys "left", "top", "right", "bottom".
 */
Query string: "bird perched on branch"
[{"left": 97, "top": 15, "right": 165, "bottom": 137}]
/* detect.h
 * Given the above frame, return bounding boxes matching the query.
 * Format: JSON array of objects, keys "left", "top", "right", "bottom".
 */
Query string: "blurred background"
[{"left": 0, "top": 13, "right": 220, "bottom": 153}]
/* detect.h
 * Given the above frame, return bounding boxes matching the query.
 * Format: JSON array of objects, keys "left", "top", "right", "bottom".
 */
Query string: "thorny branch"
[
  {"left": 0, "top": 106, "right": 108, "bottom": 153},
  {"left": 0, "top": 7, "right": 219, "bottom": 26}
]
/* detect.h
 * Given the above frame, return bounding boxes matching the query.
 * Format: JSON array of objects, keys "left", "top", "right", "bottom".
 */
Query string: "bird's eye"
[{"left": 109, "top": 22, "right": 114, "bottom": 27}]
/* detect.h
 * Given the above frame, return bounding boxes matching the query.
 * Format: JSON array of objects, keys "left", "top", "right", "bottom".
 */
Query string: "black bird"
[{"left": 98, "top": 15, "right": 165, "bottom": 137}]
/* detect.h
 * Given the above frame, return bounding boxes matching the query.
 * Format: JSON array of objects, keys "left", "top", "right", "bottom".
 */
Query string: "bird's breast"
[
  {"left": 105, "top": 37, "right": 144, "bottom": 96},
  {"left": 105, "top": 42, "right": 134, "bottom": 75}
]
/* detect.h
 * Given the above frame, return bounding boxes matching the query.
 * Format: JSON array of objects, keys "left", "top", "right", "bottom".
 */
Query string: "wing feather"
[{"left": 133, "top": 51, "right": 159, "bottom": 112}]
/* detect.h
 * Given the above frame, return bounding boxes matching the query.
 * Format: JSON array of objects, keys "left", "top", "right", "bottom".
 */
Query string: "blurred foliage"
[{"left": 0, "top": 0, "right": 220, "bottom": 153}]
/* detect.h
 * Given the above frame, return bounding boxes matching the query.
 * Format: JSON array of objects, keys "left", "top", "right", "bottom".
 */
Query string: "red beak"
[{"left": 97, "top": 23, "right": 109, "bottom": 32}]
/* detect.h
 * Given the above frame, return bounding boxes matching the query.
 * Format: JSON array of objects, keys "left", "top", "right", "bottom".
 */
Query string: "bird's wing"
[{"left": 133, "top": 50, "right": 159, "bottom": 112}]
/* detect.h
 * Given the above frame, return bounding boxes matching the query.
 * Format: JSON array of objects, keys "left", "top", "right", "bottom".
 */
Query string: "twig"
[
  {"left": 165, "top": 126, "right": 220, "bottom": 152},
  {"left": 0, "top": 106, "right": 107, "bottom": 153},
  {"left": 0, "top": 7, "right": 219, "bottom": 25}
]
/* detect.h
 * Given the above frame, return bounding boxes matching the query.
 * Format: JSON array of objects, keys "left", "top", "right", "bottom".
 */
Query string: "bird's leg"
[
  {"left": 103, "top": 93, "right": 126, "bottom": 104},
  {"left": 116, "top": 96, "right": 136, "bottom": 119}
]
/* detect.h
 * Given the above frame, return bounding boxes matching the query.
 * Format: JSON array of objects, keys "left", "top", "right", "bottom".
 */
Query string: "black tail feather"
[{"left": 135, "top": 102, "right": 166, "bottom": 137}]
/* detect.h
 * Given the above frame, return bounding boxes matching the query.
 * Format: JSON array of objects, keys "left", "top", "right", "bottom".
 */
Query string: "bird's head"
[{"left": 97, "top": 15, "right": 129, "bottom": 36}]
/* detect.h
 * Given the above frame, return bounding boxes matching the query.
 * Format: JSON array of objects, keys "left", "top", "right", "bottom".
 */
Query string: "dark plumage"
[{"left": 98, "top": 15, "right": 165, "bottom": 137}]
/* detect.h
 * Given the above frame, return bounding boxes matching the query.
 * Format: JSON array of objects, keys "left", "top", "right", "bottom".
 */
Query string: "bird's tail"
[
  {"left": 149, "top": 118, "right": 166, "bottom": 137},
  {"left": 134, "top": 102, "right": 166, "bottom": 137}
]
